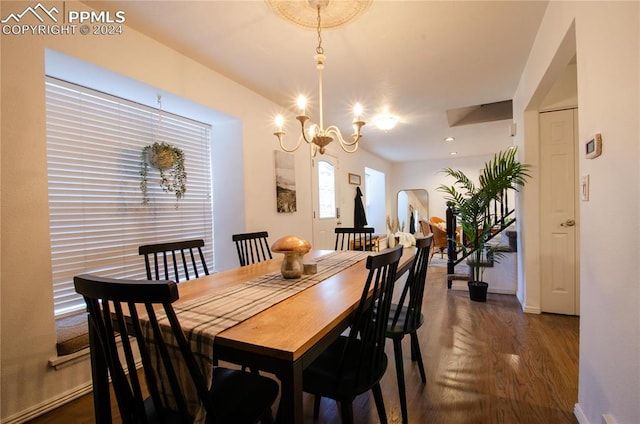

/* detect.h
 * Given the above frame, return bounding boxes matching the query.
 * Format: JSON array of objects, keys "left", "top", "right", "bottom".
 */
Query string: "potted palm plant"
[{"left": 438, "top": 148, "right": 530, "bottom": 302}]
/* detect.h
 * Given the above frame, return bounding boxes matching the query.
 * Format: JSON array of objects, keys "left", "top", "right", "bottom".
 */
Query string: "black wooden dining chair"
[
  {"left": 138, "top": 239, "right": 209, "bottom": 282},
  {"left": 386, "top": 235, "right": 432, "bottom": 424},
  {"left": 74, "top": 274, "right": 278, "bottom": 424},
  {"left": 303, "top": 246, "right": 403, "bottom": 424},
  {"left": 232, "top": 231, "right": 272, "bottom": 266},
  {"left": 334, "top": 227, "right": 375, "bottom": 251}
]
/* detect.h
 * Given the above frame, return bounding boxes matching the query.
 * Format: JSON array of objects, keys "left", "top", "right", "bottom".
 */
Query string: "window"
[
  {"left": 317, "top": 159, "right": 336, "bottom": 219},
  {"left": 46, "top": 77, "right": 214, "bottom": 317}
]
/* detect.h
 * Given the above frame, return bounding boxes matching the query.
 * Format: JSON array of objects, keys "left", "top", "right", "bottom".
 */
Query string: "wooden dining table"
[{"left": 90, "top": 247, "right": 415, "bottom": 424}]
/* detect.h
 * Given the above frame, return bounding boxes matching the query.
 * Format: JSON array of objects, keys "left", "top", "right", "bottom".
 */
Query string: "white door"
[
  {"left": 312, "top": 155, "right": 340, "bottom": 250},
  {"left": 539, "top": 108, "right": 580, "bottom": 315}
]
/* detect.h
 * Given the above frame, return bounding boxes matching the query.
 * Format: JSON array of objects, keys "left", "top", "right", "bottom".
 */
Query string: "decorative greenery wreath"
[{"left": 140, "top": 141, "right": 187, "bottom": 204}]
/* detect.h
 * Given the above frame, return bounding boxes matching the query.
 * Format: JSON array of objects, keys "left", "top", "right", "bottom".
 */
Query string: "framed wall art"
[
  {"left": 274, "top": 150, "right": 297, "bottom": 213},
  {"left": 348, "top": 173, "right": 361, "bottom": 185}
]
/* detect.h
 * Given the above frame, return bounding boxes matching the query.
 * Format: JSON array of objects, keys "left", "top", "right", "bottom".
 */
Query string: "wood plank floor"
[{"left": 28, "top": 266, "right": 579, "bottom": 424}]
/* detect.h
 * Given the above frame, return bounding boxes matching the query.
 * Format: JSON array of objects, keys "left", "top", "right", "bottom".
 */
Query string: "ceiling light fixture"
[
  {"left": 273, "top": 2, "right": 365, "bottom": 156},
  {"left": 444, "top": 136, "right": 456, "bottom": 142},
  {"left": 373, "top": 111, "right": 399, "bottom": 131}
]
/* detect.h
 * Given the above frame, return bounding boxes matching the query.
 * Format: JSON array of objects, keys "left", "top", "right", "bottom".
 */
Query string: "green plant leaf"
[{"left": 436, "top": 147, "right": 530, "bottom": 283}]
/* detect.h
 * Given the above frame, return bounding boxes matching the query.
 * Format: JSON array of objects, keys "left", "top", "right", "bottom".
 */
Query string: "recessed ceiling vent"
[{"left": 446, "top": 100, "right": 512, "bottom": 127}]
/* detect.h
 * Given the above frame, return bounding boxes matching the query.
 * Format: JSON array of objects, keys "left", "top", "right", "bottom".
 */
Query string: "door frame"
[{"left": 539, "top": 107, "right": 580, "bottom": 315}]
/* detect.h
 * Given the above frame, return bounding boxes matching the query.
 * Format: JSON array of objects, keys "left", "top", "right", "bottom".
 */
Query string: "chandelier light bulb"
[
  {"left": 275, "top": 114, "right": 285, "bottom": 132},
  {"left": 353, "top": 103, "right": 363, "bottom": 121},
  {"left": 296, "top": 95, "right": 307, "bottom": 115}
]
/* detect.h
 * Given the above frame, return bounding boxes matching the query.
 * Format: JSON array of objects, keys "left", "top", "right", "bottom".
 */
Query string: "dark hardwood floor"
[{"left": 28, "top": 266, "right": 579, "bottom": 424}]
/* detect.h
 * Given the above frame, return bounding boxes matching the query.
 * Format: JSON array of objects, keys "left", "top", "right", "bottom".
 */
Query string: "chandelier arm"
[
  {"left": 341, "top": 142, "right": 359, "bottom": 153},
  {"left": 325, "top": 127, "right": 361, "bottom": 153},
  {"left": 297, "top": 115, "right": 314, "bottom": 145},
  {"left": 274, "top": 131, "right": 303, "bottom": 153},
  {"left": 325, "top": 125, "right": 363, "bottom": 147}
]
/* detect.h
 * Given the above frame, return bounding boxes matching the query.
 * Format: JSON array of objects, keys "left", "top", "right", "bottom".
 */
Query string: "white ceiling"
[{"left": 87, "top": 0, "right": 548, "bottom": 162}]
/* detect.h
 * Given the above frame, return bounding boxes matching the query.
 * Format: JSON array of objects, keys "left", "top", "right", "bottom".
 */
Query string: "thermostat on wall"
[{"left": 585, "top": 133, "right": 602, "bottom": 159}]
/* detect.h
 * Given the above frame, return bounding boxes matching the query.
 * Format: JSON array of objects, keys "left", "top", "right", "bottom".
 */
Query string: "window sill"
[
  {"left": 48, "top": 347, "right": 90, "bottom": 370},
  {"left": 55, "top": 313, "right": 90, "bottom": 356},
  {"left": 49, "top": 334, "right": 131, "bottom": 370}
]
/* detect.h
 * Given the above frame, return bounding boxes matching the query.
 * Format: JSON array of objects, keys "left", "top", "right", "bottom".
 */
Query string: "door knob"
[{"left": 560, "top": 219, "right": 575, "bottom": 227}]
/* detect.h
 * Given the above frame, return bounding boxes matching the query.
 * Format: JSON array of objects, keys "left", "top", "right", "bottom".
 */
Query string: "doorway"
[
  {"left": 312, "top": 154, "right": 339, "bottom": 250},
  {"left": 364, "top": 167, "right": 385, "bottom": 235}
]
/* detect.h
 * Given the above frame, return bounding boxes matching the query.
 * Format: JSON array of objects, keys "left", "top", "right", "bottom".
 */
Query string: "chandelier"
[{"left": 273, "top": 3, "right": 365, "bottom": 156}]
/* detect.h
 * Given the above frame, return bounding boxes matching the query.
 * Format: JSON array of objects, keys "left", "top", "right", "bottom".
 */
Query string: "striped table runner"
[{"left": 149, "top": 250, "right": 370, "bottom": 420}]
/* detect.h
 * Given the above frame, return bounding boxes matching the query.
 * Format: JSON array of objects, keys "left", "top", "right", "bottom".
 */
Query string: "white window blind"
[{"left": 46, "top": 77, "right": 214, "bottom": 317}]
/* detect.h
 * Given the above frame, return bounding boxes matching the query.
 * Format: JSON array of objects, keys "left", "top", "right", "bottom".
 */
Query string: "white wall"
[
  {"left": 211, "top": 119, "right": 246, "bottom": 270},
  {"left": 513, "top": 2, "right": 639, "bottom": 423},
  {"left": 540, "top": 62, "right": 578, "bottom": 111}
]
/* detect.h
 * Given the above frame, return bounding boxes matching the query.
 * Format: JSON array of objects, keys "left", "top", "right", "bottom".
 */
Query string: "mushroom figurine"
[{"left": 271, "top": 235, "right": 312, "bottom": 279}]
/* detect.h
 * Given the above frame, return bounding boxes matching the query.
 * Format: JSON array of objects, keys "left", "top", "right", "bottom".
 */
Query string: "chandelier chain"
[
  {"left": 315, "top": 6, "right": 324, "bottom": 55},
  {"left": 155, "top": 95, "right": 163, "bottom": 140}
]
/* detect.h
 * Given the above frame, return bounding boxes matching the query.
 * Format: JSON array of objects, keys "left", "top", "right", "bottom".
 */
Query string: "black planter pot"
[{"left": 468, "top": 281, "right": 488, "bottom": 302}]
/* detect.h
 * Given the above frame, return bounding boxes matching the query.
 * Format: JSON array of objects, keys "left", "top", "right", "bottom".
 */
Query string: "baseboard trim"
[
  {"left": 4, "top": 347, "right": 140, "bottom": 424},
  {"left": 2, "top": 382, "right": 93, "bottom": 424},
  {"left": 487, "top": 287, "right": 517, "bottom": 295},
  {"left": 523, "top": 305, "right": 542, "bottom": 314},
  {"left": 574, "top": 403, "right": 590, "bottom": 424},
  {"left": 449, "top": 281, "right": 516, "bottom": 295}
]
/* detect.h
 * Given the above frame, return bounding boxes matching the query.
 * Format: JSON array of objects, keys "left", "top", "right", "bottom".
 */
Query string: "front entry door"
[
  {"left": 312, "top": 155, "right": 340, "bottom": 250},
  {"left": 539, "top": 108, "right": 580, "bottom": 315}
]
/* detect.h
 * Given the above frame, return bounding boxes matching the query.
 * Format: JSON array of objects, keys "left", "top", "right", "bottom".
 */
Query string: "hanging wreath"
[{"left": 140, "top": 141, "right": 187, "bottom": 204}]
